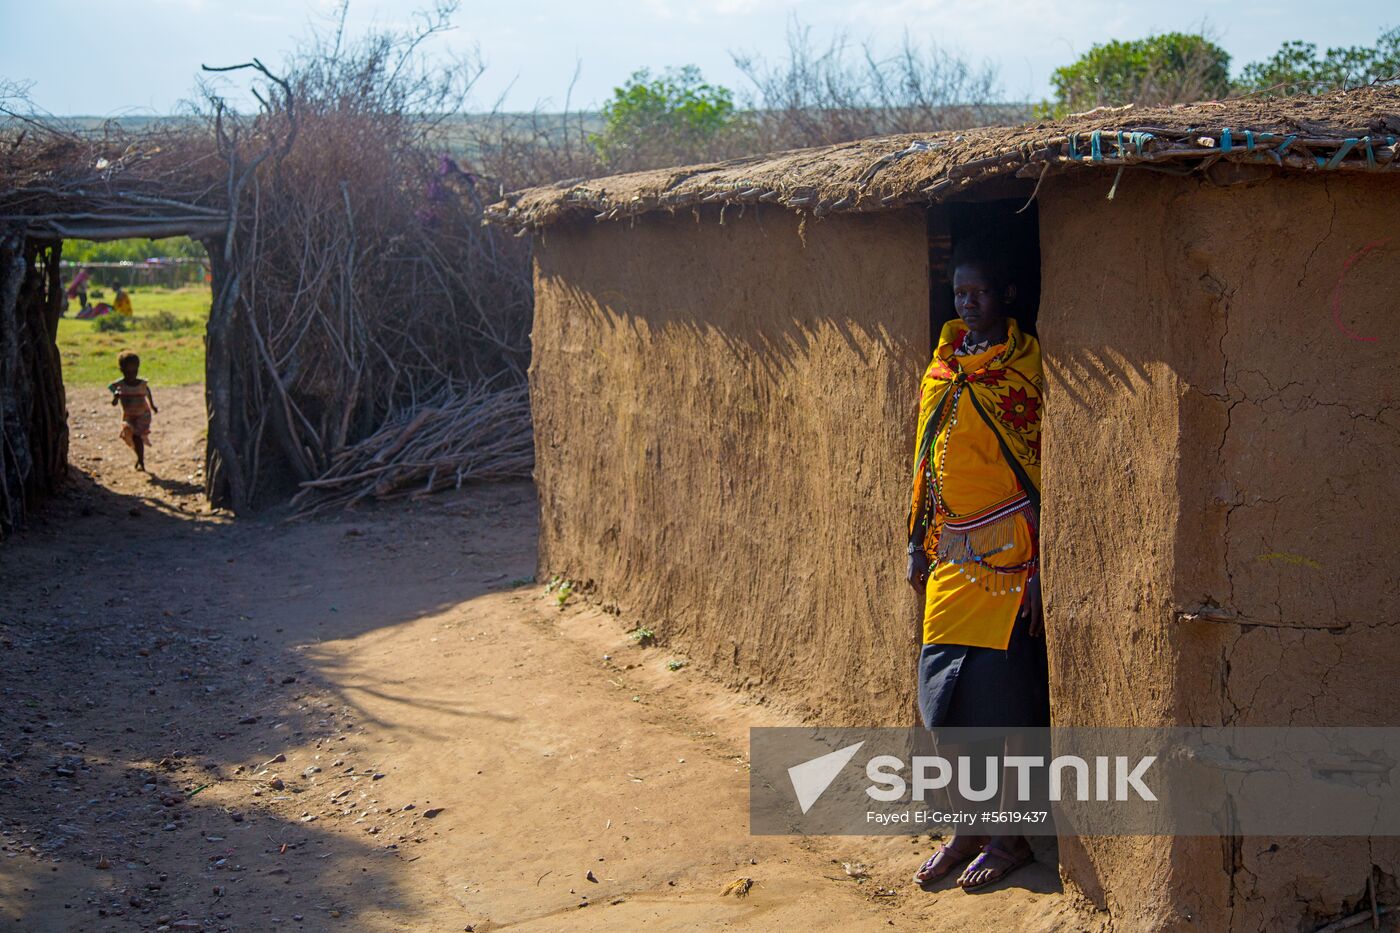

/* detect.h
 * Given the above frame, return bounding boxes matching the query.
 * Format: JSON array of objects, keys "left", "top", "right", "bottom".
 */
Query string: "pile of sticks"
[
  {"left": 196, "top": 43, "right": 533, "bottom": 511},
  {"left": 289, "top": 381, "right": 532, "bottom": 516}
]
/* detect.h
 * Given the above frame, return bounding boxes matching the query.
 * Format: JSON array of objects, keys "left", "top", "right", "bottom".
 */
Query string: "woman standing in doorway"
[{"left": 907, "top": 237, "right": 1048, "bottom": 890}]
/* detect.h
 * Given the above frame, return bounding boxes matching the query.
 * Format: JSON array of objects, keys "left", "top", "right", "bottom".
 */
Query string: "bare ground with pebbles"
[{"left": 0, "top": 385, "right": 1092, "bottom": 932}]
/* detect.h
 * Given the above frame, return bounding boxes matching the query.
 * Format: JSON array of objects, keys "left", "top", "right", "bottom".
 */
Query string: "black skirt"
[{"left": 917, "top": 608, "right": 1050, "bottom": 730}]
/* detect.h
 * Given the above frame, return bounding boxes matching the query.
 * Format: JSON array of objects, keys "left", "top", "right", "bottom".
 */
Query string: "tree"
[
  {"left": 589, "top": 66, "right": 738, "bottom": 168},
  {"left": 1045, "top": 33, "right": 1231, "bottom": 117},
  {"left": 62, "top": 237, "right": 208, "bottom": 263},
  {"left": 1237, "top": 27, "right": 1400, "bottom": 95}
]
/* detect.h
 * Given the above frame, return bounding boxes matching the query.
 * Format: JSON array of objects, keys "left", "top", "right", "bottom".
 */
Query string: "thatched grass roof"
[{"left": 486, "top": 86, "right": 1400, "bottom": 230}]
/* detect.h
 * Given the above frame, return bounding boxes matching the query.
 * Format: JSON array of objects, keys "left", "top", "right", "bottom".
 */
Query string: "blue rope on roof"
[
  {"left": 1320, "top": 138, "right": 1360, "bottom": 169},
  {"left": 1127, "top": 131, "right": 1154, "bottom": 154},
  {"left": 1059, "top": 126, "right": 1392, "bottom": 172}
]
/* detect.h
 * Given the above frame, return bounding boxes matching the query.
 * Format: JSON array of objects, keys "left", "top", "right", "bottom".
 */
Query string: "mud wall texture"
[
  {"left": 530, "top": 206, "right": 929, "bottom": 725},
  {"left": 1038, "top": 169, "right": 1400, "bottom": 931}
]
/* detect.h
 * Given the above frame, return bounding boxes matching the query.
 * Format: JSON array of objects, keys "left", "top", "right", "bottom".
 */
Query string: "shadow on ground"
[{"left": 0, "top": 460, "right": 537, "bottom": 931}]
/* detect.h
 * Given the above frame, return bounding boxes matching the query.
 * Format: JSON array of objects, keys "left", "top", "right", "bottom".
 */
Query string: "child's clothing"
[{"left": 110, "top": 378, "right": 154, "bottom": 450}]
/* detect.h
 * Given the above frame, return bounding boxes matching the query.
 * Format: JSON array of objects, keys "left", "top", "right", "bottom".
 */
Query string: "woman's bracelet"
[{"left": 906, "top": 542, "right": 926, "bottom": 556}]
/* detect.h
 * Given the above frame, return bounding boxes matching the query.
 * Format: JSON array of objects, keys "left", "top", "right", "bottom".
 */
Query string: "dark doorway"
[
  {"left": 927, "top": 196, "right": 1042, "bottom": 351},
  {"left": 920, "top": 190, "right": 1055, "bottom": 880}
]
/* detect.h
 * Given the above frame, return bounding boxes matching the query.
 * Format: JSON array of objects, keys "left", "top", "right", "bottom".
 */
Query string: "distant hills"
[
  {"left": 46, "top": 113, "right": 602, "bottom": 133},
  {"left": 39, "top": 113, "right": 604, "bottom": 162}
]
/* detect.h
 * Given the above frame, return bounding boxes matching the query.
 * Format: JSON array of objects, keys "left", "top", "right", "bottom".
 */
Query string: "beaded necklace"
[
  {"left": 925, "top": 328, "right": 1009, "bottom": 520},
  {"left": 959, "top": 333, "right": 993, "bottom": 355},
  {"left": 925, "top": 380, "right": 965, "bottom": 519}
]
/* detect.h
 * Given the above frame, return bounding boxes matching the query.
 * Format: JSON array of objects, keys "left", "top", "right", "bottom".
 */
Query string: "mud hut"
[{"left": 488, "top": 87, "right": 1400, "bottom": 930}]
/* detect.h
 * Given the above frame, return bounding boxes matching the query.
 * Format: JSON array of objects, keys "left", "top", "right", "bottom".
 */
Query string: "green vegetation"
[
  {"left": 56, "top": 285, "right": 209, "bottom": 387},
  {"left": 62, "top": 236, "right": 207, "bottom": 264},
  {"left": 544, "top": 575, "right": 577, "bottom": 608},
  {"left": 590, "top": 66, "right": 737, "bottom": 166},
  {"left": 1044, "top": 33, "right": 1231, "bottom": 117},
  {"left": 1237, "top": 27, "right": 1400, "bottom": 94},
  {"left": 1043, "top": 27, "right": 1400, "bottom": 115}
]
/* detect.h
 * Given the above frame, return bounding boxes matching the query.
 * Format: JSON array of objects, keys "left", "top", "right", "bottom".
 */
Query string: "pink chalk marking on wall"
[{"left": 1330, "top": 239, "right": 1391, "bottom": 342}]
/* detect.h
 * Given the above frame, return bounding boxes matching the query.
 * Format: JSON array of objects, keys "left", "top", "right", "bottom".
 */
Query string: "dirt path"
[{"left": 0, "top": 386, "right": 1095, "bottom": 932}]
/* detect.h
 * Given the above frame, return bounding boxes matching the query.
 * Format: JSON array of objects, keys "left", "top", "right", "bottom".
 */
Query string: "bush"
[
  {"left": 463, "top": 23, "right": 1012, "bottom": 189},
  {"left": 137, "top": 310, "right": 191, "bottom": 332},
  {"left": 94, "top": 315, "right": 131, "bottom": 332},
  {"left": 1044, "top": 33, "right": 1231, "bottom": 116},
  {"left": 589, "top": 66, "right": 738, "bottom": 169},
  {"left": 91, "top": 310, "right": 192, "bottom": 333},
  {"left": 62, "top": 236, "right": 208, "bottom": 264},
  {"left": 1237, "top": 28, "right": 1400, "bottom": 95}
]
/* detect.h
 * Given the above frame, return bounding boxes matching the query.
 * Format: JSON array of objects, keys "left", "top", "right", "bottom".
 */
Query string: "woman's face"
[{"left": 952, "top": 264, "right": 1011, "bottom": 335}]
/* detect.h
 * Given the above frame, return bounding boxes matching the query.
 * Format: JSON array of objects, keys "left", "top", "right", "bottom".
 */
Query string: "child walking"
[{"left": 109, "top": 351, "right": 158, "bottom": 471}]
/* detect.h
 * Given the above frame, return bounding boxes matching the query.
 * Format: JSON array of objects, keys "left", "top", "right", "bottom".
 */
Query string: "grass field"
[{"left": 56, "top": 285, "right": 209, "bottom": 387}]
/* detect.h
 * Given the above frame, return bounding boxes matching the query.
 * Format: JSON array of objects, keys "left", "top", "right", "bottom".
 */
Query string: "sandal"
[
  {"left": 957, "top": 843, "right": 1034, "bottom": 890},
  {"left": 913, "top": 837, "right": 985, "bottom": 885}
]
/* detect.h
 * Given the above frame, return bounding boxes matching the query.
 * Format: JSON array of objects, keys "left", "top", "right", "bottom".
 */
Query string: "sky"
[{"left": 1, "top": 0, "right": 1396, "bottom": 115}]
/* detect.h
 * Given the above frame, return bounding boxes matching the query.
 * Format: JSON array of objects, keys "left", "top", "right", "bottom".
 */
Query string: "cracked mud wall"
[
  {"left": 530, "top": 206, "right": 929, "bottom": 724},
  {"left": 1040, "top": 170, "right": 1400, "bottom": 930}
]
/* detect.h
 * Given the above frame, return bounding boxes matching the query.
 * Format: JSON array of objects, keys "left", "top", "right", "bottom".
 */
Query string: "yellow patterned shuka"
[{"left": 909, "top": 318, "right": 1043, "bottom": 649}]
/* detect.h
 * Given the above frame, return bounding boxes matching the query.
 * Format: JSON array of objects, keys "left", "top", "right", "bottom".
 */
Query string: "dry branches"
[
  {"left": 732, "top": 24, "right": 1018, "bottom": 150},
  {"left": 0, "top": 125, "right": 227, "bottom": 242},
  {"left": 289, "top": 381, "right": 531, "bottom": 515},
  {"left": 0, "top": 235, "right": 66, "bottom": 536},
  {"left": 199, "top": 7, "right": 532, "bottom": 511},
  {"left": 2, "top": 6, "right": 536, "bottom": 521}
]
